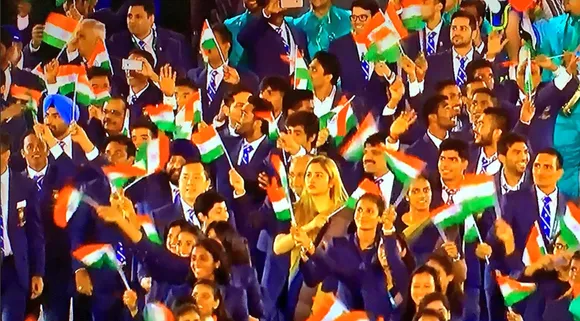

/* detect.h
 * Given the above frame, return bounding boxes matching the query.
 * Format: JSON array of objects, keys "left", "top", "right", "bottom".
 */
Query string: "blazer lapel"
[
  {"left": 232, "top": 139, "right": 244, "bottom": 167},
  {"left": 346, "top": 36, "right": 366, "bottom": 82}
]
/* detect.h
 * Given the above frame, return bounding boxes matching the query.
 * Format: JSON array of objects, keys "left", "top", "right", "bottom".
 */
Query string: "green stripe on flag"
[
  {"left": 403, "top": 17, "right": 426, "bottom": 31},
  {"left": 91, "top": 253, "right": 117, "bottom": 269},
  {"left": 58, "top": 83, "right": 75, "bottom": 96},
  {"left": 503, "top": 291, "right": 534, "bottom": 307},
  {"left": 365, "top": 44, "right": 401, "bottom": 63},
  {"left": 275, "top": 208, "right": 292, "bottom": 221},
  {"left": 99, "top": 61, "right": 112, "bottom": 71},
  {"left": 42, "top": 33, "right": 67, "bottom": 49},
  {"left": 295, "top": 68, "right": 310, "bottom": 80},
  {"left": 202, "top": 39, "right": 217, "bottom": 50},
  {"left": 346, "top": 197, "right": 358, "bottom": 209},
  {"left": 560, "top": 218, "right": 580, "bottom": 249},
  {"left": 200, "top": 146, "right": 224, "bottom": 163}
]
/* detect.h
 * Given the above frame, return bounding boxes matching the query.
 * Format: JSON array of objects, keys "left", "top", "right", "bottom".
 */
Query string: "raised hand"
[
  {"left": 277, "top": 132, "right": 302, "bottom": 155},
  {"left": 534, "top": 55, "right": 558, "bottom": 72},
  {"left": 159, "top": 64, "right": 177, "bottom": 97},
  {"left": 475, "top": 242, "right": 492, "bottom": 260},
  {"left": 486, "top": 30, "right": 509, "bottom": 60},
  {"left": 229, "top": 168, "right": 245, "bottom": 195},
  {"left": 442, "top": 241, "right": 459, "bottom": 260},
  {"left": 223, "top": 65, "right": 241, "bottom": 85},
  {"left": 315, "top": 128, "right": 330, "bottom": 148},
  {"left": 415, "top": 53, "right": 428, "bottom": 81},
  {"left": 388, "top": 76, "right": 406, "bottom": 103},
  {"left": 31, "top": 25, "right": 44, "bottom": 49},
  {"left": 381, "top": 205, "right": 396, "bottom": 233},
  {"left": 33, "top": 123, "right": 58, "bottom": 148},
  {"left": 375, "top": 62, "right": 393, "bottom": 78},
  {"left": 389, "top": 109, "right": 417, "bottom": 142},
  {"left": 495, "top": 219, "right": 515, "bottom": 254},
  {"left": 44, "top": 59, "right": 60, "bottom": 84},
  {"left": 519, "top": 97, "right": 535, "bottom": 124},
  {"left": 75, "top": 268, "right": 93, "bottom": 296},
  {"left": 30, "top": 276, "right": 44, "bottom": 299},
  {"left": 400, "top": 54, "right": 417, "bottom": 81}
]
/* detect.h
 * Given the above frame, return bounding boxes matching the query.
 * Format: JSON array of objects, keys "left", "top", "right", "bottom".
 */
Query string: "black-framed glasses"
[{"left": 350, "top": 14, "right": 369, "bottom": 22}]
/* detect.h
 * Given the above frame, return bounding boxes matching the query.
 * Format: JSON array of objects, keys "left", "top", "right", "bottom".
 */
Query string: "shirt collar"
[
  {"left": 426, "top": 130, "right": 448, "bottom": 148},
  {"left": 268, "top": 20, "right": 287, "bottom": 31},
  {"left": 314, "top": 85, "right": 336, "bottom": 104},
  {"left": 132, "top": 29, "right": 154, "bottom": 47},
  {"left": 130, "top": 83, "right": 150, "bottom": 99},
  {"left": 61, "top": 134, "right": 72, "bottom": 147},
  {"left": 181, "top": 197, "right": 194, "bottom": 213},
  {"left": 535, "top": 186, "right": 558, "bottom": 201},
  {"left": 375, "top": 171, "right": 394, "bottom": 182},
  {"left": 208, "top": 62, "right": 228, "bottom": 74},
  {"left": 243, "top": 135, "right": 267, "bottom": 150},
  {"left": 452, "top": 47, "right": 474, "bottom": 62},
  {"left": 28, "top": 165, "right": 47, "bottom": 178},
  {"left": 480, "top": 148, "right": 498, "bottom": 161},
  {"left": 500, "top": 169, "right": 525, "bottom": 193},
  {"left": 426, "top": 20, "right": 443, "bottom": 34}
]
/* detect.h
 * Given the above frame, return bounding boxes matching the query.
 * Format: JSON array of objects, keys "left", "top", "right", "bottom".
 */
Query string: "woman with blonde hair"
[{"left": 271, "top": 155, "right": 352, "bottom": 321}]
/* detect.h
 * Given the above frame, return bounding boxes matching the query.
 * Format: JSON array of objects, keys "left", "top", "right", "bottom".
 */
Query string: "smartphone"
[
  {"left": 122, "top": 59, "right": 143, "bottom": 71},
  {"left": 279, "top": 0, "right": 303, "bottom": 9}
]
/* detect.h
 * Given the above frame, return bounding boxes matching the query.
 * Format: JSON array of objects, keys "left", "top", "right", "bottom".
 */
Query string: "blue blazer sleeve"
[
  {"left": 132, "top": 237, "right": 190, "bottom": 285},
  {"left": 384, "top": 234, "right": 410, "bottom": 299},
  {"left": 26, "top": 178, "right": 45, "bottom": 276},
  {"left": 68, "top": 203, "right": 93, "bottom": 272},
  {"left": 301, "top": 245, "right": 333, "bottom": 288},
  {"left": 235, "top": 264, "right": 265, "bottom": 318}
]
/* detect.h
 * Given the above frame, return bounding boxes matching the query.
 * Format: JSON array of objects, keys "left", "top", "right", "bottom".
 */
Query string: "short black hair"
[
  {"left": 435, "top": 0, "right": 447, "bottom": 14},
  {"left": 482, "top": 107, "right": 509, "bottom": 133},
  {"left": 351, "top": 0, "right": 380, "bottom": 15},
  {"left": 129, "top": 0, "right": 155, "bottom": 16},
  {"left": 460, "top": 0, "right": 486, "bottom": 22},
  {"left": 260, "top": 76, "right": 291, "bottom": 94},
  {"left": 179, "top": 223, "right": 205, "bottom": 241},
  {"left": 451, "top": 10, "right": 478, "bottom": 31},
  {"left": 535, "top": 147, "right": 564, "bottom": 169},
  {"left": 103, "top": 135, "right": 137, "bottom": 158},
  {"left": 472, "top": 87, "right": 497, "bottom": 102},
  {"left": 128, "top": 49, "right": 155, "bottom": 69},
  {"left": 466, "top": 59, "right": 494, "bottom": 82},
  {"left": 0, "top": 132, "right": 11, "bottom": 153},
  {"left": 421, "top": 95, "right": 448, "bottom": 125},
  {"left": 364, "top": 132, "right": 388, "bottom": 147},
  {"left": 413, "top": 308, "right": 446, "bottom": 321},
  {"left": 172, "top": 303, "right": 200, "bottom": 319},
  {"left": 183, "top": 159, "right": 212, "bottom": 180},
  {"left": 497, "top": 132, "right": 527, "bottom": 156},
  {"left": 175, "top": 78, "right": 198, "bottom": 91},
  {"left": 283, "top": 89, "right": 313, "bottom": 114},
  {"left": 356, "top": 193, "right": 386, "bottom": 216},
  {"left": 434, "top": 79, "right": 459, "bottom": 95},
  {"left": 194, "top": 190, "right": 227, "bottom": 217},
  {"left": 130, "top": 116, "right": 159, "bottom": 137},
  {"left": 286, "top": 111, "right": 319, "bottom": 143},
  {"left": 439, "top": 138, "right": 469, "bottom": 160},
  {"left": 418, "top": 292, "right": 451, "bottom": 314},
  {"left": 87, "top": 67, "right": 111, "bottom": 81},
  {"left": 224, "top": 83, "right": 254, "bottom": 104},
  {"left": 20, "top": 129, "right": 37, "bottom": 151},
  {"left": 248, "top": 95, "right": 273, "bottom": 135},
  {"left": 211, "top": 23, "right": 233, "bottom": 55},
  {"left": 312, "top": 51, "right": 341, "bottom": 85}
]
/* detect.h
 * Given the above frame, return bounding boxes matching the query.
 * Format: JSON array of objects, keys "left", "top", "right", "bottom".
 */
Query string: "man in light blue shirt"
[{"left": 287, "top": 0, "right": 352, "bottom": 58}]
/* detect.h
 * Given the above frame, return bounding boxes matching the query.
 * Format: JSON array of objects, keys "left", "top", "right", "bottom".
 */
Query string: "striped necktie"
[
  {"left": 186, "top": 208, "right": 197, "bottom": 226},
  {"left": 115, "top": 242, "right": 126, "bottom": 266},
  {"left": 275, "top": 27, "right": 290, "bottom": 55},
  {"left": 456, "top": 56, "right": 468, "bottom": 87},
  {"left": 539, "top": 195, "right": 552, "bottom": 239},
  {"left": 426, "top": 31, "right": 437, "bottom": 56},
  {"left": 207, "top": 70, "right": 218, "bottom": 103},
  {"left": 0, "top": 201, "right": 4, "bottom": 257},
  {"left": 33, "top": 174, "right": 44, "bottom": 190},
  {"left": 361, "top": 54, "right": 370, "bottom": 81},
  {"left": 241, "top": 143, "right": 254, "bottom": 165}
]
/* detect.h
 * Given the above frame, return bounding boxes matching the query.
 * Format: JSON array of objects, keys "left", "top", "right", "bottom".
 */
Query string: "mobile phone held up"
[
  {"left": 279, "top": 0, "right": 303, "bottom": 9},
  {"left": 122, "top": 59, "right": 143, "bottom": 71}
]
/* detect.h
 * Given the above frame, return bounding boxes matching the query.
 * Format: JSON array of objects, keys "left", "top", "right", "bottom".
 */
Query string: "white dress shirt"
[
  {"left": 355, "top": 41, "right": 375, "bottom": 76},
  {"left": 427, "top": 130, "right": 448, "bottom": 149},
  {"left": 536, "top": 186, "right": 559, "bottom": 238},
  {"left": 17, "top": 15, "right": 29, "bottom": 31},
  {"left": 27, "top": 165, "right": 47, "bottom": 180},
  {"left": 3, "top": 67, "right": 12, "bottom": 100},
  {"left": 476, "top": 149, "right": 500, "bottom": 175},
  {"left": 132, "top": 30, "right": 157, "bottom": 65},
  {"left": 127, "top": 83, "right": 151, "bottom": 105},
  {"left": 452, "top": 48, "right": 475, "bottom": 81},
  {"left": 500, "top": 170, "right": 525, "bottom": 195},
  {"left": 1, "top": 169, "right": 13, "bottom": 256},
  {"left": 313, "top": 86, "right": 337, "bottom": 117},
  {"left": 268, "top": 20, "right": 295, "bottom": 74},
  {"left": 49, "top": 134, "right": 99, "bottom": 161},
  {"left": 180, "top": 198, "right": 201, "bottom": 228},
  {"left": 423, "top": 21, "right": 443, "bottom": 53},
  {"left": 375, "top": 172, "right": 395, "bottom": 205},
  {"left": 207, "top": 63, "right": 225, "bottom": 91},
  {"left": 237, "top": 135, "right": 267, "bottom": 165}
]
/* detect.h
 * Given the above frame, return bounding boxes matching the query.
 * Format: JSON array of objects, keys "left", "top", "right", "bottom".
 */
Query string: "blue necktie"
[
  {"left": 456, "top": 56, "right": 468, "bottom": 87},
  {"left": 0, "top": 202, "right": 4, "bottom": 257},
  {"left": 115, "top": 242, "right": 126, "bottom": 266},
  {"left": 241, "top": 144, "right": 254, "bottom": 165},
  {"left": 540, "top": 195, "right": 552, "bottom": 239},
  {"left": 186, "top": 208, "right": 197, "bottom": 226},
  {"left": 276, "top": 27, "right": 290, "bottom": 55},
  {"left": 172, "top": 188, "right": 180, "bottom": 205},
  {"left": 361, "top": 54, "right": 370, "bottom": 81},
  {"left": 138, "top": 40, "right": 146, "bottom": 50},
  {"left": 33, "top": 174, "right": 44, "bottom": 191},
  {"left": 426, "top": 31, "right": 437, "bottom": 56},
  {"left": 130, "top": 95, "right": 138, "bottom": 105},
  {"left": 480, "top": 155, "right": 497, "bottom": 174},
  {"left": 375, "top": 178, "right": 384, "bottom": 185},
  {"left": 207, "top": 70, "right": 218, "bottom": 103}
]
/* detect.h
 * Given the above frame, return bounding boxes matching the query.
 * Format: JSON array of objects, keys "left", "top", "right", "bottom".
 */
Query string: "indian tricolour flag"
[
  {"left": 292, "top": 48, "right": 312, "bottom": 90},
  {"left": 431, "top": 203, "right": 467, "bottom": 230},
  {"left": 143, "top": 302, "right": 174, "bottom": 321},
  {"left": 320, "top": 96, "right": 358, "bottom": 147},
  {"left": 54, "top": 185, "right": 83, "bottom": 228},
  {"left": 464, "top": 215, "right": 480, "bottom": 243},
  {"left": 10, "top": 84, "right": 42, "bottom": 118},
  {"left": 522, "top": 221, "right": 548, "bottom": 266},
  {"left": 42, "top": 13, "right": 78, "bottom": 49},
  {"left": 137, "top": 215, "right": 162, "bottom": 245},
  {"left": 454, "top": 174, "right": 497, "bottom": 216},
  {"left": 56, "top": 65, "right": 93, "bottom": 106},
  {"left": 134, "top": 132, "right": 170, "bottom": 174},
  {"left": 560, "top": 202, "right": 580, "bottom": 249},
  {"left": 307, "top": 293, "right": 349, "bottom": 321},
  {"left": 383, "top": 148, "right": 426, "bottom": 186},
  {"left": 270, "top": 154, "right": 289, "bottom": 193},
  {"left": 174, "top": 90, "right": 202, "bottom": 139},
  {"left": 145, "top": 104, "right": 175, "bottom": 132},
  {"left": 191, "top": 125, "right": 225, "bottom": 163},
  {"left": 569, "top": 284, "right": 580, "bottom": 319},
  {"left": 255, "top": 111, "right": 280, "bottom": 141},
  {"left": 87, "top": 39, "right": 112, "bottom": 72},
  {"left": 200, "top": 20, "right": 218, "bottom": 61},
  {"left": 496, "top": 272, "right": 536, "bottom": 307},
  {"left": 387, "top": 0, "right": 425, "bottom": 31},
  {"left": 267, "top": 181, "right": 292, "bottom": 221},
  {"left": 72, "top": 244, "right": 119, "bottom": 270},
  {"left": 346, "top": 178, "right": 382, "bottom": 209},
  {"left": 354, "top": 11, "right": 407, "bottom": 63},
  {"left": 339, "top": 113, "right": 378, "bottom": 162},
  {"left": 102, "top": 164, "right": 147, "bottom": 189},
  {"left": 91, "top": 88, "right": 111, "bottom": 107}
]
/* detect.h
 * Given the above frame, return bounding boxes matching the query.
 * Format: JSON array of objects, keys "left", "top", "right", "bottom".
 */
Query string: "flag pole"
[
  {"left": 472, "top": 220, "right": 490, "bottom": 264},
  {"left": 292, "top": 45, "right": 298, "bottom": 89},
  {"left": 116, "top": 266, "right": 131, "bottom": 290},
  {"left": 72, "top": 74, "right": 78, "bottom": 121},
  {"left": 217, "top": 135, "right": 234, "bottom": 169}
]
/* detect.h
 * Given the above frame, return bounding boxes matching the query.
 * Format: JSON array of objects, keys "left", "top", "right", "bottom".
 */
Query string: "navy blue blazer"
[
  {"left": 187, "top": 65, "right": 259, "bottom": 124},
  {"left": 402, "top": 25, "right": 452, "bottom": 61},
  {"left": 151, "top": 201, "right": 185, "bottom": 240},
  {"left": 522, "top": 271, "right": 569, "bottom": 321},
  {"left": 406, "top": 132, "right": 442, "bottom": 174},
  {"left": 125, "top": 83, "right": 164, "bottom": 126},
  {"left": 422, "top": 49, "right": 483, "bottom": 98},
  {"left": 328, "top": 34, "right": 391, "bottom": 116},
  {"left": 238, "top": 16, "right": 309, "bottom": 80},
  {"left": 3, "top": 169, "right": 45, "bottom": 289},
  {"left": 125, "top": 172, "right": 173, "bottom": 214},
  {"left": 108, "top": 29, "right": 188, "bottom": 76},
  {"left": 542, "top": 296, "right": 575, "bottom": 321}
]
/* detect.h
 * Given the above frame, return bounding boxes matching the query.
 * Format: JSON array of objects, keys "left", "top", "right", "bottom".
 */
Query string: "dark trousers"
[{"left": 1, "top": 256, "right": 27, "bottom": 321}]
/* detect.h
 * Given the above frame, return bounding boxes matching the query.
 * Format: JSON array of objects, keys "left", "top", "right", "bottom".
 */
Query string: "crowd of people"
[{"left": 0, "top": 0, "right": 579, "bottom": 320}]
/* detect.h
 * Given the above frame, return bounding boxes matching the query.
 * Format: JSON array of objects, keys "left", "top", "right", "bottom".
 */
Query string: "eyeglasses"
[
  {"left": 350, "top": 14, "right": 369, "bottom": 22},
  {"left": 555, "top": 243, "right": 568, "bottom": 251}
]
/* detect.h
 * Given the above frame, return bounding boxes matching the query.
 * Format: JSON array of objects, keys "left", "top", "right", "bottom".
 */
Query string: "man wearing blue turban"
[{"left": 41, "top": 94, "right": 99, "bottom": 163}]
